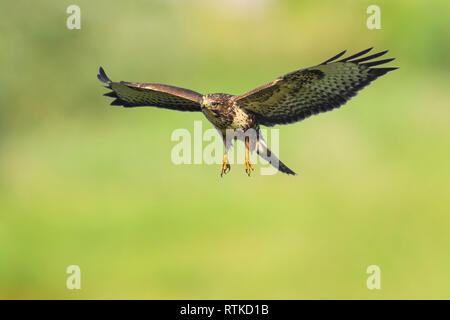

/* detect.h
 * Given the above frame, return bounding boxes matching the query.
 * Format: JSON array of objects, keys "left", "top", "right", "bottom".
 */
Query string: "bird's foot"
[
  {"left": 220, "top": 159, "right": 231, "bottom": 177},
  {"left": 245, "top": 159, "right": 254, "bottom": 177}
]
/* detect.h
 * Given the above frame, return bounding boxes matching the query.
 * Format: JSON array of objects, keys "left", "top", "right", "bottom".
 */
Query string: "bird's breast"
[
  {"left": 202, "top": 105, "right": 257, "bottom": 134},
  {"left": 202, "top": 108, "right": 233, "bottom": 130},
  {"left": 230, "top": 107, "right": 255, "bottom": 130}
]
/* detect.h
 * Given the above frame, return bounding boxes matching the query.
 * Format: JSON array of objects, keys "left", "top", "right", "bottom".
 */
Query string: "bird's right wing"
[
  {"left": 233, "top": 48, "right": 397, "bottom": 126},
  {"left": 97, "top": 67, "right": 203, "bottom": 112}
]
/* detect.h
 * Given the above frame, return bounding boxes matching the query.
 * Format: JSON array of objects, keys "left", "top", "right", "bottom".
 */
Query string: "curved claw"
[
  {"left": 220, "top": 160, "right": 231, "bottom": 177},
  {"left": 245, "top": 160, "right": 254, "bottom": 177}
]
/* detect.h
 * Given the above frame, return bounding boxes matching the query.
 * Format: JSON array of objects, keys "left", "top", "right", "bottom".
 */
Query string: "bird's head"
[{"left": 201, "top": 94, "right": 222, "bottom": 112}]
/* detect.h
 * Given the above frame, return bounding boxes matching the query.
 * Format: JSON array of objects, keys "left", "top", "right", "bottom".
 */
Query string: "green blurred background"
[{"left": 1, "top": 0, "right": 449, "bottom": 299}]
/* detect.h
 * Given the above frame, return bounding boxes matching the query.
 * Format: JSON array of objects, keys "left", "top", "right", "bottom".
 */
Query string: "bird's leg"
[
  {"left": 220, "top": 134, "right": 232, "bottom": 177},
  {"left": 245, "top": 136, "right": 254, "bottom": 176},
  {"left": 220, "top": 153, "right": 231, "bottom": 177}
]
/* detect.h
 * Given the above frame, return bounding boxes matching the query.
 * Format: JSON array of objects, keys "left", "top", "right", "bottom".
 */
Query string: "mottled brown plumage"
[{"left": 98, "top": 48, "right": 397, "bottom": 176}]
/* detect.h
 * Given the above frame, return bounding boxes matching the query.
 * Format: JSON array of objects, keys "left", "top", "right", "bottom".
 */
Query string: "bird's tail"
[{"left": 256, "top": 137, "right": 296, "bottom": 176}]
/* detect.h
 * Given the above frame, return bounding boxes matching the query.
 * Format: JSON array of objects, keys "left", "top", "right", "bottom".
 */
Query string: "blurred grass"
[{"left": 0, "top": 0, "right": 449, "bottom": 299}]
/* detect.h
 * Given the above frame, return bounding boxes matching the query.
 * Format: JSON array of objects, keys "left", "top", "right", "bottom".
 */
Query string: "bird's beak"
[{"left": 203, "top": 101, "right": 211, "bottom": 110}]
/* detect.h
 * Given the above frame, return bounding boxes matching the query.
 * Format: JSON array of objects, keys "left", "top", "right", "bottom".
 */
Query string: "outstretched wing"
[
  {"left": 233, "top": 48, "right": 398, "bottom": 126},
  {"left": 97, "top": 67, "right": 203, "bottom": 112}
]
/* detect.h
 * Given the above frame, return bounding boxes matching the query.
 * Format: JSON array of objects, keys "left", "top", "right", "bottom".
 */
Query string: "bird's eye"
[{"left": 211, "top": 102, "right": 218, "bottom": 107}]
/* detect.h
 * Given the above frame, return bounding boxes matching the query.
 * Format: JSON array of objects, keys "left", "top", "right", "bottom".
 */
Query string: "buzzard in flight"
[{"left": 98, "top": 48, "right": 397, "bottom": 176}]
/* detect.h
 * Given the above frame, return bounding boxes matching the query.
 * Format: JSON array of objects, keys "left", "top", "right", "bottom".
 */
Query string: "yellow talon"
[
  {"left": 244, "top": 136, "right": 254, "bottom": 177},
  {"left": 245, "top": 159, "right": 254, "bottom": 176},
  {"left": 220, "top": 154, "right": 231, "bottom": 177}
]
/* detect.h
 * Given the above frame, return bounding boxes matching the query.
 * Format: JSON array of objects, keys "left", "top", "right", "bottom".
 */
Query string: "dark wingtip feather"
[
  {"left": 109, "top": 98, "right": 133, "bottom": 108},
  {"left": 320, "top": 48, "right": 397, "bottom": 71},
  {"left": 370, "top": 67, "right": 399, "bottom": 76},
  {"left": 321, "top": 50, "right": 347, "bottom": 65},
  {"left": 110, "top": 99, "right": 123, "bottom": 106},
  {"left": 351, "top": 50, "right": 389, "bottom": 64},
  {"left": 97, "top": 67, "right": 111, "bottom": 83},
  {"left": 361, "top": 58, "right": 395, "bottom": 68},
  {"left": 335, "top": 49, "right": 397, "bottom": 75},
  {"left": 103, "top": 91, "right": 117, "bottom": 98},
  {"left": 338, "top": 47, "right": 374, "bottom": 62}
]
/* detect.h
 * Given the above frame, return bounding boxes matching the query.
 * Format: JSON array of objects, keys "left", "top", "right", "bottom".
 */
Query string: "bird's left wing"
[
  {"left": 97, "top": 67, "right": 203, "bottom": 112},
  {"left": 233, "top": 48, "right": 398, "bottom": 126}
]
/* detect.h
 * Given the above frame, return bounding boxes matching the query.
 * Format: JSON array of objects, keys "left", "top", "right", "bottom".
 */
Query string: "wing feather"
[
  {"left": 337, "top": 47, "right": 373, "bottom": 62},
  {"left": 233, "top": 49, "right": 398, "bottom": 126},
  {"left": 97, "top": 67, "right": 202, "bottom": 112}
]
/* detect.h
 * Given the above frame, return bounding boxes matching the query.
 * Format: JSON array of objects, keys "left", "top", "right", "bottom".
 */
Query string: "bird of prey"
[{"left": 97, "top": 48, "right": 397, "bottom": 177}]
